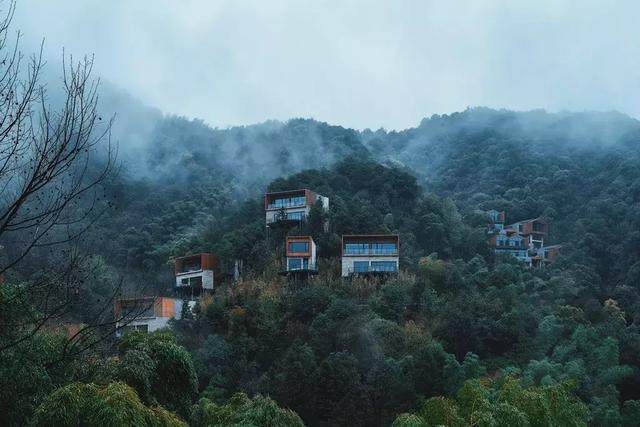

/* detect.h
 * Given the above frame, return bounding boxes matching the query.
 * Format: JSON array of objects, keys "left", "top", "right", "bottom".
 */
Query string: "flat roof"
[
  {"left": 265, "top": 188, "right": 310, "bottom": 196},
  {"left": 343, "top": 234, "right": 400, "bottom": 238},
  {"left": 342, "top": 234, "right": 400, "bottom": 242},
  {"left": 171, "top": 253, "right": 213, "bottom": 261}
]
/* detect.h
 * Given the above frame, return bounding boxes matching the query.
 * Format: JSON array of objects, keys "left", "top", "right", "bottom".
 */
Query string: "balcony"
[
  {"left": 267, "top": 196, "right": 307, "bottom": 210},
  {"left": 286, "top": 262, "right": 318, "bottom": 272},
  {"left": 343, "top": 243, "right": 398, "bottom": 256},
  {"left": 346, "top": 265, "right": 398, "bottom": 275}
]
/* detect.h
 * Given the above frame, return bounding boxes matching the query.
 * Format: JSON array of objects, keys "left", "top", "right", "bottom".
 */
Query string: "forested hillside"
[{"left": 3, "top": 100, "right": 640, "bottom": 425}]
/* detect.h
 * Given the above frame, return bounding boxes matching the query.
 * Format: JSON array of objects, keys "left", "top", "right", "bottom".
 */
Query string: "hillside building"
[
  {"left": 174, "top": 253, "right": 220, "bottom": 295},
  {"left": 488, "top": 211, "right": 559, "bottom": 267},
  {"left": 281, "top": 235, "right": 318, "bottom": 276},
  {"left": 264, "top": 189, "right": 329, "bottom": 226},
  {"left": 341, "top": 234, "right": 399, "bottom": 277},
  {"left": 115, "top": 296, "right": 185, "bottom": 336}
]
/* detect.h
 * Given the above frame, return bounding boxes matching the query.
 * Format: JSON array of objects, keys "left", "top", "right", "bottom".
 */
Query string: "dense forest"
[
  {"left": 3, "top": 93, "right": 640, "bottom": 425},
  {"left": 1, "top": 4, "right": 640, "bottom": 419}
]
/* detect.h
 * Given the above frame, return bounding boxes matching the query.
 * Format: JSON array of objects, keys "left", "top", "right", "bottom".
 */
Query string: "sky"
[{"left": 14, "top": 0, "right": 640, "bottom": 130}]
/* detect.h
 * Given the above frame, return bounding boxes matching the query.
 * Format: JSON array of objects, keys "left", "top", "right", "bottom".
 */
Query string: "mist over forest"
[{"left": 3, "top": 1, "right": 640, "bottom": 426}]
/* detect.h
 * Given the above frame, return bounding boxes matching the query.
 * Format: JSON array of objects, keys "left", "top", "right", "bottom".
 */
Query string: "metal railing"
[
  {"left": 286, "top": 262, "right": 318, "bottom": 272},
  {"left": 343, "top": 248, "right": 398, "bottom": 256},
  {"left": 345, "top": 265, "right": 398, "bottom": 274}
]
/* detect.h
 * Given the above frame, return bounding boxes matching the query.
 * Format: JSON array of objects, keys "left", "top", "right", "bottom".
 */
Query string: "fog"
[{"left": 14, "top": 0, "right": 640, "bottom": 130}]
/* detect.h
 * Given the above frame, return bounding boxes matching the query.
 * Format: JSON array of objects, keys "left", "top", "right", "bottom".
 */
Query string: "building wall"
[
  {"left": 175, "top": 269, "right": 214, "bottom": 289},
  {"left": 116, "top": 316, "right": 171, "bottom": 337},
  {"left": 318, "top": 195, "right": 329, "bottom": 211},
  {"left": 265, "top": 206, "right": 309, "bottom": 224},
  {"left": 341, "top": 256, "right": 400, "bottom": 277},
  {"left": 115, "top": 298, "right": 183, "bottom": 337}
]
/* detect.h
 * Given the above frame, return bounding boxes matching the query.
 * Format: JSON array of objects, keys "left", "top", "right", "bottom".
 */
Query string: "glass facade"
[
  {"left": 288, "top": 258, "right": 309, "bottom": 270},
  {"left": 288, "top": 241, "right": 309, "bottom": 252},
  {"left": 353, "top": 261, "right": 370, "bottom": 272},
  {"left": 286, "top": 211, "right": 305, "bottom": 221},
  {"left": 371, "top": 261, "right": 398, "bottom": 272},
  {"left": 344, "top": 242, "right": 397, "bottom": 255},
  {"left": 351, "top": 260, "right": 398, "bottom": 273},
  {"left": 268, "top": 195, "right": 306, "bottom": 210}
]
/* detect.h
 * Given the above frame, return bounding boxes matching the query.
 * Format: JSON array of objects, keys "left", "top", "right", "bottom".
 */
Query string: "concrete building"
[
  {"left": 487, "top": 211, "right": 560, "bottom": 267},
  {"left": 341, "top": 234, "right": 399, "bottom": 277},
  {"left": 264, "top": 189, "right": 329, "bottom": 226},
  {"left": 281, "top": 235, "right": 318, "bottom": 276},
  {"left": 115, "top": 297, "right": 184, "bottom": 336},
  {"left": 174, "top": 253, "right": 219, "bottom": 293}
]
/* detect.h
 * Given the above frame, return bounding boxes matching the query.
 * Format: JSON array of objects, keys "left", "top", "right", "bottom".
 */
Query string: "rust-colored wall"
[
  {"left": 157, "top": 297, "right": 176, "bottom": 317},
  {"left": 305, "top": 189, "right": 316, "bottom": 206},
  {"left": 286, "top": 236, "right": 313, "bottom": 257},
  {"left": 201, "top": 253, "right": 220, "bottom": 271},
  {"left": 520, "top": 219, "right": 548, "bottom": 235}
]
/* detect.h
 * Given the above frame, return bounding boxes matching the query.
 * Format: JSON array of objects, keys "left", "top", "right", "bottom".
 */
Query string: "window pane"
[
  {"left": 289, "top": 242, "right": 309, "bottom": 252},
  {"left": 288, "top": 258, "right": 302, "bottom": 270},
  {"left": 269, "top": 196, "right": 306, "bottom": 209},
  {"left": 286, "top": 212, "right": 305, "bottom": 220},
  {"left": 371, "top": 261, "right": 397, "bottom": 272},
  {"left": 354, "top": 261, "right": 369, "bottom": 272}
]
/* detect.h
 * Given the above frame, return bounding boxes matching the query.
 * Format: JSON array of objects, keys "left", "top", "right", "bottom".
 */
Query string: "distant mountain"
[{"left": 96, "top": 86, "right": 640, "bottom": 285}]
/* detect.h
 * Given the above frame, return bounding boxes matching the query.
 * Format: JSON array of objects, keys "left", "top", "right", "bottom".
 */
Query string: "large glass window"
[
  {"left": 268, "top": 196, "right": 306, "bottom": 209},
  {"left": 286, "top": 211, "right": 305, "bottom": 221},
  {"left": 289, "top": 241, "right": 309, "bottom": 252},
  {"left": 345, "top": 243, "right": 368, "bottom": 255},
  {"left": 344, "top": 242, "right": 397, "bottom": 255},
  {"left": 353, "top": 261, "right": 369, "bottom": 272},
  {"left": 371, "top": 261, "right": 397, "bottom": 272},
  {"left": 371, "top": 243, "right": 397, "bottom": 254},
  {"left": 288, "top": 258, "right": 309, "bottom": 270}
]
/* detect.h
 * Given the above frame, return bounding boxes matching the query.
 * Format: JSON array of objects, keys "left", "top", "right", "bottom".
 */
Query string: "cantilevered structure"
[
  {"left": 264, "top": 189, "right": 329, "bottom": 226},
  {"left": 174, "top": 253, "right": 220, "bottom": 293},
  {"left": 280, "top": 235, "right": 318, "bottom": 277},
  {"left": 341, "top": 234, "right": 399, "bottom": 277}
]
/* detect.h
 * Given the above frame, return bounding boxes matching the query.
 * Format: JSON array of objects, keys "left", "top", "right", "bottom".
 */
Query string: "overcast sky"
[{"left": 14, "top": 0, "right": 640, "bottom": 130}]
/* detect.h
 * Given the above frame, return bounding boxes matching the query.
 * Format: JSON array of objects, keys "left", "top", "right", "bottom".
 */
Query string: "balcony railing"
[
  {"left": 346, "top": 265, "right": 398, "bottom": 274},
  {"left": 286, "top": 262, "right": 318, "bottom": 272},
  {"left": 267, "top": 197, "right": 307, "bottom": 210},
  {"left": 343, "top": 248, "right": 398, "bottom": 256}
]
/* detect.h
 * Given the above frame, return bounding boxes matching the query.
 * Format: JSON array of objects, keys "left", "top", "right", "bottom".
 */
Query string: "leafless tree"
[{"left": 0, "top": 0, "right": 122, "bottom": 352}]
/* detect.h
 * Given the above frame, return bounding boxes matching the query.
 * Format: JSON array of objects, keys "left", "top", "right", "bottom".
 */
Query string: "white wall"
[
  {"left": 175, "top": 269, "right": 214, "bottom": 289},
  {"left": 265, "top": 206, "right": 309, "bottom": 224},
  {"left": 341, "top": 256, "right": 399, "bottom": 277}
]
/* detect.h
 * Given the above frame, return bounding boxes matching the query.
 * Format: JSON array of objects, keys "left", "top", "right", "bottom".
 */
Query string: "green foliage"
[
  {"left": 8, "top": 109, "right": 640, "bottom": 426},
  {"left": 191, "top": 392, "right": 304, "bottom": 427},
  {"left": 31, "top": 381, "right": 186, "bottom": 427},
  {"left": 116, "top": 331, "right": 198, "bottom": 419},
  {"left": 0, "top": 326, "right": 74, "bottom": 426},
  {"left": 399, "top": 377, "right": 588, "bottom": 427}
]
